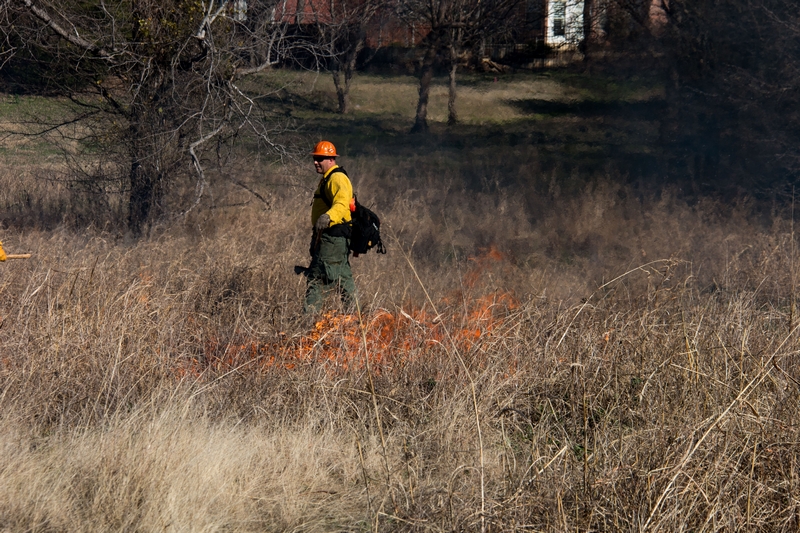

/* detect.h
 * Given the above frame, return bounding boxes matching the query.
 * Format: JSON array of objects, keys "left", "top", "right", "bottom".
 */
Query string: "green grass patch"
[{"left": 0, "top": 93, "right": 78, "bottom": 121}]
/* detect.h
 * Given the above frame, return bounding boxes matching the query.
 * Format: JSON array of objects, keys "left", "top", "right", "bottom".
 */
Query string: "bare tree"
[
  {"left": 308, "top": 0, "right": 385, "bottom": 113},
  {"left": 0, "top": 0, "right": 302, "bottom": 234},
  {"left": 399, "top": 0, "right": 521, "bottom": 133}
]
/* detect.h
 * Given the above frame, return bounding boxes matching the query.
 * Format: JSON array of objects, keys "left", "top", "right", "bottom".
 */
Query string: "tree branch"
[
  {"left": 195, "top": 0, "right": 231, "bottom": 40},
  {"left": 17, "top": 0, "right": 114, "bottom": 58},
  {"left": 183, "top": 103, "right": 233, "bottom": 217}
]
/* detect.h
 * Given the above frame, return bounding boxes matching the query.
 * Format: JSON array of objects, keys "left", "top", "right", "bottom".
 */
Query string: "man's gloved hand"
[
  {"left": 315, "top": 213, "right": 331, "bottom": 233},
  {"left": 0, "top": 241, "right": 6, "bottom": 262}
]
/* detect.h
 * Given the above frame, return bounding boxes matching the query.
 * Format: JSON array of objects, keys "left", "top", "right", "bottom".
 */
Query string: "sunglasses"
[{"left": 313, "top": 156, "right": 331, "bottom": 163}]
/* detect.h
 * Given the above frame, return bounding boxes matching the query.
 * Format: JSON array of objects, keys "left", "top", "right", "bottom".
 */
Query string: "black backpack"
[
  {"left": 316, "top": 167, "right": 387, "bottom": 256},
  {"left": 350, "top": 197, "right": 386, "bottom": 256}
]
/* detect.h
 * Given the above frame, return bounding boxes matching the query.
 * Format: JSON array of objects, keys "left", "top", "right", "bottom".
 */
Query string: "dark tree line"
[
  {"left": 663, "top": 0, "right": 800, "bottom": 194},
  {"left": 600, "top": 0, "right": 800, "bottom": 194}
]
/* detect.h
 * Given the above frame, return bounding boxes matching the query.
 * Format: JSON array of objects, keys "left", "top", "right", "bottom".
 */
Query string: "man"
[{"left": 304, "top": 140, "right": 356, "bottom": 314}]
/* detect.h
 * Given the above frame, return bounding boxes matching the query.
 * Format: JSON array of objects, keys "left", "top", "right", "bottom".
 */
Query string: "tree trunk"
[
  {"left": 447, "top": 47, "right": 458, "bottom": 126},
  {"left": 581, "top": 0, "right": 593, "bottom": 58},
  {"left": 333, "top": 70, "right": 348, "bottom": 114},
  {"left": 411, "top": 47, "right": 437, "bottom": 134},
  {"left": 128, "top": 158, "right": 156, "bottom": 236},
  {"left": 126, "top": 111, "right": 166, "bottom": 236},
  {"left": 333, "top": 36, "right": 365, "bottom": 114}
]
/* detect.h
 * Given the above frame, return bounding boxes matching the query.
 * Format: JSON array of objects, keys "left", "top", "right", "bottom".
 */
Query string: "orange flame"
[
  {"left": 179, "top": 246, "right": 519, "bottom": 378},
  {"left": 181, "top": 291, "right": 518, "bottom": 378},
  {"left": 463, "top": 245, "right": 507, "bottom": 288}
]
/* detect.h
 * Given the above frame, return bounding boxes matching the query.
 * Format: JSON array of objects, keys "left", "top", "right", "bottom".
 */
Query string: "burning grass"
[{"left": 197, "top": 283, "right": 519, "bottom": 377}]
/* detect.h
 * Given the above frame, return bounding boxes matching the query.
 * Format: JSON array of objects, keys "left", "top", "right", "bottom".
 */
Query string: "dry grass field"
[{"left": 1, "top": 71, "right": 800, "bottom": 532}]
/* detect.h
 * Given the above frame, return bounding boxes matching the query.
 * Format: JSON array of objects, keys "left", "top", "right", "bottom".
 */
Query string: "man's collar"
[{"left": 323, "top": 164, "right": 340, "bottom": 179}]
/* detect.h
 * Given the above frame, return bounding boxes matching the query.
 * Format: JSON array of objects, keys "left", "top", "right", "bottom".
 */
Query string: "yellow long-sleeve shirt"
[{"left": 311, "top": 165, "right": 353, "bottom": 229}]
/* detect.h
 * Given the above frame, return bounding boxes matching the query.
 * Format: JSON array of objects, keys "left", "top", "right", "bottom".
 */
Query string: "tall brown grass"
[{"left": 2, "top": 153, "right": 799, "bottom": 532}]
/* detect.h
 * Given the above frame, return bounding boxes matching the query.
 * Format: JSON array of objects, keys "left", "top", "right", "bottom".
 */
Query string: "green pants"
[{"left": 304, "top": 232, "right": 356, "bottom": 314}]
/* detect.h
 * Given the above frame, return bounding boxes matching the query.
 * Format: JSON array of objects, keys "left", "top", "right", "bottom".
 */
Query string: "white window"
[
  {"left": 546, "top": 0, "right": 584, "bottom": 47},
  {"left": 552, "top": 1, "right": 566, "bottom": 37}
]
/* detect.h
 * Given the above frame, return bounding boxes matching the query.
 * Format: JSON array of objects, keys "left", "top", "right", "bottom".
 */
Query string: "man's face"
[{"left": 313, "top": 156, "right": 336, "bottom": 174}]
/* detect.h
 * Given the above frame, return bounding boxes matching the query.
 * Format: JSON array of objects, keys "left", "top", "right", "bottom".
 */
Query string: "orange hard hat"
[{"left": 311, "top": 140, "right": 338, "bottom": 158}]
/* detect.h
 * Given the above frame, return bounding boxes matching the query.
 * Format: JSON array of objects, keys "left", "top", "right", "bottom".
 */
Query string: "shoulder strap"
[{"left": 313, "top": 167, "right": 349, "bottom": 208}]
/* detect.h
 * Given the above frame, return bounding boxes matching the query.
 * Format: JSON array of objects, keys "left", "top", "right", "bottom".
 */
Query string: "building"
[
  {"left": 259, "top": 0, "right": 667, "bottom": 63},
  {"left": 272, "top": 0, "right": 428, "bottom": 47}
]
